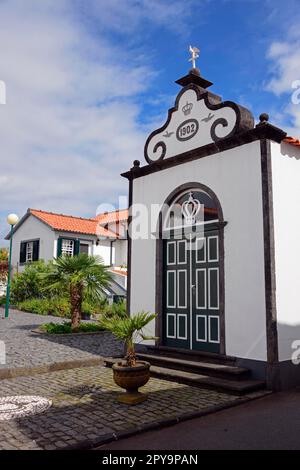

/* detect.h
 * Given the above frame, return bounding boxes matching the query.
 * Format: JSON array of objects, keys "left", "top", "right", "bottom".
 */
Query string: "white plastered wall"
[
  {"left": 114, "top": 240, "right": 128, "bottom": 267},
  {"left": 271, "top": 141, "right": 300, "bottom": 362},
  {"left": 130, "top": 141, "right": 268, "bottom": 361},
  {"left": 93, "top": 239, "right": 113, "bottom": 266},
  {"left": 11, "top": 215, "right": 56, "bottom": 273}
]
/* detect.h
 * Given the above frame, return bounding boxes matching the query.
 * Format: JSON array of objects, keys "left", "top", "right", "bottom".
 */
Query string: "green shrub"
[
  {"left": 0, "top": 248, "right": 8, "bottom": 262},
  {"left": 17, "top": 297, "right": 70, "bottom": 317},
  {"left": 0, "top": 261, "right": 8, "bottom": 282},
  {"left": 81, "top": 300, "right": 101, "bottom": 316},
  {"left": 111, "top": 299, "right": 127, "bottom": 318},
  {"left": 17, "top": 296, "right": 126, "bottom": 319},
  {"left": 81, "top": 298, "right": 126, "bottom": 318},
  {"left": 13, "top": 265, "right": 126, "bottom": 320},
  {"left": 99, "top": 299, "right": 127, "bottom": 319},
  {"left": 11, "top": 261, "right": 61, "bottom": 303},
  {"left": 39, "top": 321, "right": 104, "bottom": 334},
  {"left": 0, "top": 296, "right": 6, "bottom": 306},
  {"left": 17, "top": 298, "right": 45, "bottom": 315}
]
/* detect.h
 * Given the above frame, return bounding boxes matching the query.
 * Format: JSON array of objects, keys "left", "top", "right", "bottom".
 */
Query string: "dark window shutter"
[
  {"left": 74, "top": 239, "right": 80, "bottom": 256},
  {"left": 57, "top": 238, "right": 62, "bottom": 257},
  {"left": 20, "top": 242, "right": 26, "bottom": 263},
  {"left": 33, "top": 240, "right": 40, "bottom": 261}
]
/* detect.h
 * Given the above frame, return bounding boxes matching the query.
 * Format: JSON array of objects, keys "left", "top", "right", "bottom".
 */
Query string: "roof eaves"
[{"left": 53, "top": 228, "right": 97, "bottom": 237}]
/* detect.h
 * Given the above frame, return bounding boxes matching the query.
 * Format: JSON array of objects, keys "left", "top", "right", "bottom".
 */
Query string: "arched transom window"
[{"left": 163, "top": 189, "right": 219, "bottom": 234}]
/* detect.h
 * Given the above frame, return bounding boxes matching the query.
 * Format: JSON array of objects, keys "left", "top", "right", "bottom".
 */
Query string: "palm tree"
[
  {"left": 100, "top": 312, "right": 157, "bottom": 367},
  {"left": 41, "top": 254, "right": 112, "bottom": 330}
]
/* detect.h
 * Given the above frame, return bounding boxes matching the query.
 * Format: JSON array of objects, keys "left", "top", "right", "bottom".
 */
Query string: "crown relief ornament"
[
  {"left": 182, "top": 101, "right": 193, "bottom": 116},
  {"left": 181, "top": 192, "right": 201, "bottom": 225}
]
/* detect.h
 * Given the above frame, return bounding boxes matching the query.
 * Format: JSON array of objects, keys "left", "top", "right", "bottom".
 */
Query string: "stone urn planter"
[{"left": 112, "top": 361, "right": 151, "bottom": 405}]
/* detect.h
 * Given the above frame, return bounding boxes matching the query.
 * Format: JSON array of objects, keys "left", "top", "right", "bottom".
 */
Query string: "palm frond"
[
  {"left": 99, "top": 312, "right": 157, "bottom": 343},
  {"left": 40, "top": 254, "right": 111, "bottom": 290}
]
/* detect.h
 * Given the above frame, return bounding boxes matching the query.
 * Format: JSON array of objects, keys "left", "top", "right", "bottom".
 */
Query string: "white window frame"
[
  {"left": 26, "top": 242, "right": 34, "bottom": 263},
  {"left": 61, "top": 239, "right": 74, "bottom": 257}
]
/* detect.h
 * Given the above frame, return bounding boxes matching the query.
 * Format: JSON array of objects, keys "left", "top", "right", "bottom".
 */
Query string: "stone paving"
[
  {"left": 0, "top": 309, "right": 123, "bottom": 370},
  {"left": 0, "top": 365, "right": 264, "bottom": 450},
  {"left": 0, "top": 310, "right": 268, "bottom": 450}
]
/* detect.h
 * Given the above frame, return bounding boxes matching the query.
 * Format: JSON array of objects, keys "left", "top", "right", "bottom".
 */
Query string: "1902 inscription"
[{"left": 176, "top": 119, "right": 199, "bottom": 142}]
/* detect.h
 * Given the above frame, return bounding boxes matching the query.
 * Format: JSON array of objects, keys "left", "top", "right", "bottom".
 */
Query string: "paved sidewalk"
[
  {"left": 0, "top": 365, "right": 265, "bottom": 450},
  {"left": 0, "top": 310, "right": 122, "bottom": 371}
]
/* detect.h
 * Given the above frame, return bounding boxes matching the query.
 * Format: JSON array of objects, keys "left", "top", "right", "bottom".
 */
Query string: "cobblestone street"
[
  {"left": 0, "top": 310, "right": 267, "bottom": 450},
  {"left": 0, "top": 310, "right": 123, "bottom": 371},
  {"left": 0, "top": 365, "right": 264, "bottom": 450}
]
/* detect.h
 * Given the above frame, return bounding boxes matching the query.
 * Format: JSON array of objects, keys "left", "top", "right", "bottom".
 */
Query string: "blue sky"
[{"left": 1, "top": 0, "right": 300, "bottom": 242}]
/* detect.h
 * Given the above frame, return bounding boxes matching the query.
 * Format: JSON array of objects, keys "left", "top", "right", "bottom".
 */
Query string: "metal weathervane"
[{"left": 189, "top": 45, "right": 200, "bottom": 69}]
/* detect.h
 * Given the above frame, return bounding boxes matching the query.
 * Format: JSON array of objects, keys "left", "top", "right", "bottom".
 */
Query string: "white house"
[
  {"left": 6, "top": 208, "right": 128, "bottom": 300},
  {"left": 122, "top": 66, "right": 300, "bottom": 391}
]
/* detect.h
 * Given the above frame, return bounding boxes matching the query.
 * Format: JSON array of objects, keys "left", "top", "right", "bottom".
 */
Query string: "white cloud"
[
  {"left": 86, "top": 0, "right": 196, "bottom": 35},
  {"left": 266, "top": 29, "right": 300, "bottom": 137},
  {"left": 0, "top": 0, "right": 197, "bottom": 241},
  {"left": 266, "top": 41, "right": 300, "bottom": 96}
]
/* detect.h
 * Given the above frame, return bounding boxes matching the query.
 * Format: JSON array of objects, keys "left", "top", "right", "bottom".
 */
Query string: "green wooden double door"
[{"left": 163, "top": 230, "right": 221, "bottom": 353}]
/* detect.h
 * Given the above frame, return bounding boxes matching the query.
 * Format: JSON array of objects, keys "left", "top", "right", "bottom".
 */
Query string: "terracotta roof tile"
[
  {"left": 110, "top": 268, "right": 128, "bottom": 277},
  {"left": 96, "top": 209, "right": 128, "bottom": 225},
  {"left": 29, "top": 209, "right": 118, "bottom": 238}
]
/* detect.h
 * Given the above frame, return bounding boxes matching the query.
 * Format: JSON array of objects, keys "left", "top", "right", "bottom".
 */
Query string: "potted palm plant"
[
  {"left": 41, "top": 254, "right": 112, "bottom": 330},
  {"left": 100, "top": 312, "right": 157, "bottom": 404}
]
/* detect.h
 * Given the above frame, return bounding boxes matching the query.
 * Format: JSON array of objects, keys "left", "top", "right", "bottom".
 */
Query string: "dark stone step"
[
  {"left": 142, "top": 345, "right": 237, "bottom": 365},
  {"left": 150, "top": 366, "right": 266, "bottom": 395},
  {"left": 136, "top": 353, "right": 250, "bottom": 380},
  {"left": 104, "top": 358, "right": 265, "bottom": 396}
]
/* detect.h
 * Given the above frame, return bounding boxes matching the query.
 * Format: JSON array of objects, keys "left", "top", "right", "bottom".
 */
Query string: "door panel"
[
  {"left": 164, "top": 239, "right": 190, "bottom": 350},
  {"left": 163, "top": 230, "right": 221, "bottom": 353}
]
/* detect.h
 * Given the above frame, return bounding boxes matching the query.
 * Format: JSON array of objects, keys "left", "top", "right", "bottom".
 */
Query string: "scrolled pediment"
[{"left": 144, "top": 84, "right": 254, "bottom": 164}]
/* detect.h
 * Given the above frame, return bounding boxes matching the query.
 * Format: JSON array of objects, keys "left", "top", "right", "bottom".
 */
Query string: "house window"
[
  {"left": 61, "top": 239, "right": 74, "bottom": 257},
  {"left": 20, "top": 240, "right": 39, "bottom": 264},
  {"left": 79, "top": 243, "right": 89, "bottom": 254},
  {"left": 57, "top": 238, "right": 80, "bottom": 257}
]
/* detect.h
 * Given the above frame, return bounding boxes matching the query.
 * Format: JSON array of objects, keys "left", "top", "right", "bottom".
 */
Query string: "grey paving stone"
[
  {"left": 0, "top": 309, "right": 123, "bottom": 371},
  {"left": 0, "top": 364, "right": 265, "bottom": 450}
]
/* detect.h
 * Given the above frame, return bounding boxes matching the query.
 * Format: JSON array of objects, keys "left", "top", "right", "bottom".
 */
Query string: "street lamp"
[{"left": 5, "top": 213, "right": 19, "bottom": 319}]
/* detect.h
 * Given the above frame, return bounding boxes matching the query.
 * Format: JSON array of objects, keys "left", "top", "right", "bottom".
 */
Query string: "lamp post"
[{"left": 5, "top": 213, "right": 19, "bottom": 319}]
